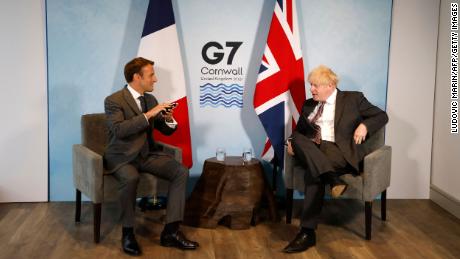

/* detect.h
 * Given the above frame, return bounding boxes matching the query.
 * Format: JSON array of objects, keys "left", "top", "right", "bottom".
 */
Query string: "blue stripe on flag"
[
  {"left": 276, "top": 0, "right": 283, "bottom": 9},
  {"left": 259, "top": 64, "right": 268, "bottom": 74},
  {"left": 142, "top": 0, "right": 175, "bottom": 37},
  {"left": 258, "top": 102, "right": 285, "bottom": 166}
]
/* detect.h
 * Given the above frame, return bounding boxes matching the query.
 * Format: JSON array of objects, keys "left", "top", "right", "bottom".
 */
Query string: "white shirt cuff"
[{"left": 165, "top": 117, "right": 178, "bottom": 128}]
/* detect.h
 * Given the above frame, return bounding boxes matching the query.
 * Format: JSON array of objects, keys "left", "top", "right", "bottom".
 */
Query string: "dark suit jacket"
[
  {"left": 104, "top": 86, "right": 176, "bottom": 172},
  {"left": 293, "top": 89, "right": 388, "bottom": 170}
]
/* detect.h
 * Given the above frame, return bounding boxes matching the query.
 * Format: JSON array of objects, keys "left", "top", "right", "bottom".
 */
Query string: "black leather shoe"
[
  {"left": 283, "top": 231, "right": 316, "bottom": 253},
  {"left": 122, "top": 233, "right": 141, "bottom": 256},
  {"left": 160, "top": 230, "right": 199, "bottom": 250}
]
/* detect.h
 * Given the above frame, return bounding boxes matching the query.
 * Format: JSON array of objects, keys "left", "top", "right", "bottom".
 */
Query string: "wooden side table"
[{"left": 184, "top": 156, "right": 277, "bottom": 229}]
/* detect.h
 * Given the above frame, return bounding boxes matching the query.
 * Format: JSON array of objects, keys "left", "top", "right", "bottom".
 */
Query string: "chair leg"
[
  {"left": 93, "top": 203, "right": 101, "bottom": 243},
  {"left": 381, "top": 190, "right": 387, "bottom": 221},
  {"left": 75, "top": 189, "right": 81, "bottom": 222},
  {"left": 365, "top": 201, "right": 372, "bottom": 240},
  {"left": 286, "top": 188, "right": 294, "bottom": 224}
]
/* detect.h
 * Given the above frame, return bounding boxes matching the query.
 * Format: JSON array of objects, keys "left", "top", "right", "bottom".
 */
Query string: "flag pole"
[{"left": 272, "top": 154, "right": 279, "bottom": 194}]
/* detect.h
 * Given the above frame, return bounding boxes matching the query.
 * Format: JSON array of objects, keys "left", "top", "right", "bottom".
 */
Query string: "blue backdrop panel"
[{"left": 47, "top": 0, "right": 391, "bottom": 201}]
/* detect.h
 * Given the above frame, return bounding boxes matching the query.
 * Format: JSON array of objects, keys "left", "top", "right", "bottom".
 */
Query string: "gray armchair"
[
  {"left": 72, "top": 113, "right": 182, "bottom": 243},
  {"left": 283, "top": 128, "right": 391, "bottom": 240}
]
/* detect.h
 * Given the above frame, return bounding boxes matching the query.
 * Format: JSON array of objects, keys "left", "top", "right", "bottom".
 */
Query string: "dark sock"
[
  {"left": 163, "top": 221, "right": 180, "bottom": 234},
  {"left": 122, "top": 227, "right": 134, "bottom": 237},
  {"left": 301, "top": 227, "right": 315, "bottom": 235},
  {"left": 320, "top": 171, "right": 335, "bottom": 184}
]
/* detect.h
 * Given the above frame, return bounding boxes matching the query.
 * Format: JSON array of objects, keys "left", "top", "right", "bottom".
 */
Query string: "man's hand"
[
  {"left": 354, "top": 123, "right": 368, "bottom": 144},
  {"left": 144, "top": 103, "right": 171, "bottom": 119},
  {"left": 163, "top": 110, "right": 174, "bottom": 122},
  {"left": 287, "top": 140, "right": 295, "bottom": 156},
  {"left": 163, "top": 102, "right": 178, "bottom": 122}
]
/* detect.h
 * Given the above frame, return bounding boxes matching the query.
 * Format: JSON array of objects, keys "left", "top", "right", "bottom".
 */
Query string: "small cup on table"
[
  {"left": 216, "top": 148, "right": 226, "bottom": 161},
  {"left": 242, "top": 148, "right": 253, "bottom": 163}
]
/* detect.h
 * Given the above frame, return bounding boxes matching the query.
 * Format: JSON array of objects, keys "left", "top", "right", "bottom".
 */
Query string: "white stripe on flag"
[
  {"left": 138, "top": 24, "right": 186, "bottom": 102},
  {"left": 254, "top": 92, "right": 289, "bottom": 115}
]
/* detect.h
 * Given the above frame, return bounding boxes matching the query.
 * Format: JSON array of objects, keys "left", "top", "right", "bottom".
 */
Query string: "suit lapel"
[
  {"left": 122, "top": 87, "right": 142, "bottom": 115},
  {"left": 334, "top": 89, "right": 345, "bottom": 130},
  {"left": 303, "top": 99, "right": 318, "bottom": 117}
]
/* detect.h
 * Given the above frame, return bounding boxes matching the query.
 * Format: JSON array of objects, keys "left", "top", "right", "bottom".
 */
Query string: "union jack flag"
[{"left": 253, "top": 0, "right": 306, "bottom": 167}]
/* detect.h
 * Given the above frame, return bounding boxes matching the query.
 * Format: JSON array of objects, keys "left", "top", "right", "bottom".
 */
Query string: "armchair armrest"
[
  {"left": 72, "top": 144, "right": 104, "bottom": 203},
  {"left": 362, "top": 145, "right": 392, "bottom": 201},
  {"left": 156, "top": 141, "right": 182, "bottom": 163}
]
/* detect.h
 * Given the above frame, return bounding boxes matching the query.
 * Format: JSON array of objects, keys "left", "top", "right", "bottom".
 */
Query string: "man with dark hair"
[
  {"left": 283, "top": 65, "right": 388, "bottom": 253},
  {"left": 104, "top": 57, "right": 198, "bottom": 256}
]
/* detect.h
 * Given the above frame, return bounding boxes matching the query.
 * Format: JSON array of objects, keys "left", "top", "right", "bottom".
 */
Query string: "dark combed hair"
[{"left": 124, "top": 57, "right": 154, "bottom": 83}]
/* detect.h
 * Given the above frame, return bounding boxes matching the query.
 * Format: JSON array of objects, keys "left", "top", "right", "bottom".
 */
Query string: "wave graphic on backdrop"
[{"left": 200, "top": 83, "right": 243, "bottom": 108}]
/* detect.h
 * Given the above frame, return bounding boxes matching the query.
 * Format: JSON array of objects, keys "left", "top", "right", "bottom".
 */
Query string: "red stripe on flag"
[
  {"left": 267, "top": 14, "right": 296, "bottom": 69},
  {"left": 153, "top": 96, "right": 193, "bottom": 168},
  {"left": 262, "top": 138, "right": 272, "bottom": 156},
  {"left": 262, "top": 55, "right": 268, "bottom": 64},
  {"left": 286, "top": 0, "right": 293, "bottom": 32}
]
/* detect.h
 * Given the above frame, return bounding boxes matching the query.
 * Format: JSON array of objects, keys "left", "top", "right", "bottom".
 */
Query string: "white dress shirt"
[
  {"left": 126, "top": 84, "right": 177, "bottom": 128},
  {"left": 308, "top": 89, "right": 337, "bottom": 142}
]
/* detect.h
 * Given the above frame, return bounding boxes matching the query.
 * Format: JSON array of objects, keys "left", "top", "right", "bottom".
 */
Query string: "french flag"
[{"left": 138, "top": 0, "right": 193, "bottom": 168}]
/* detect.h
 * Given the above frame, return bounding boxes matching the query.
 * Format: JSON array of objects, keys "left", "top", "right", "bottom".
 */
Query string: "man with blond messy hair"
[{"left": 284, "top": 65, "right": 388, "bottom": 253}]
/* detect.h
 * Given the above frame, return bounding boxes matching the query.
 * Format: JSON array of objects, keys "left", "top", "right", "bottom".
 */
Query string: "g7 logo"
[{"left": 202, "top": 41, "right": 243, "bottom": 65}]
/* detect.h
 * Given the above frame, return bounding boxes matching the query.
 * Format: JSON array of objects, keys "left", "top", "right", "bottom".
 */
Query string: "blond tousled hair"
[{"left": 307, "top": 65, "right": 339, "bottom": 86}]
